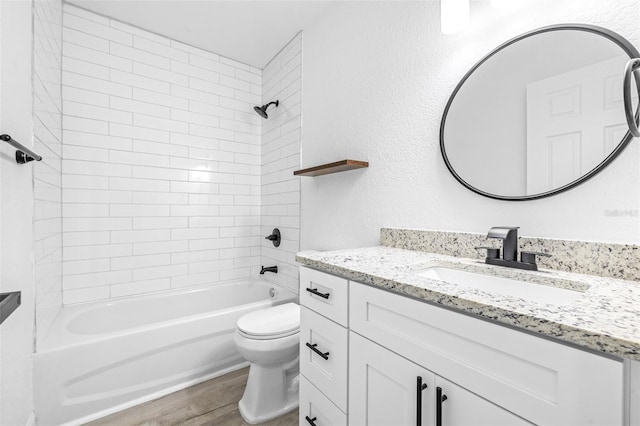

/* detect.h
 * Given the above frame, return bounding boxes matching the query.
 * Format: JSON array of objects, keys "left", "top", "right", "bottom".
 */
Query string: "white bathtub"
[{"left": 34, "top": 280, "right": 297, "bottom": 426}]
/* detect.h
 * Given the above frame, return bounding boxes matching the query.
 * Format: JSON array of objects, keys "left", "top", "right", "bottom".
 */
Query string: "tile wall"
[
  {"left": 260, "top": 34, "right": 302, "bottom": 294},
  {"left": 61, "top": 4, "right": 264, "bottom": 303},
  {"left": 33, "top": 0, "right": 63, "bottom": 345}
]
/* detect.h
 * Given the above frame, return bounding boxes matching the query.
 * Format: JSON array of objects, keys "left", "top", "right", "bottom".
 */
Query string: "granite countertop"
[{"left": 296, "top": 246, "right": 640, "bottom": 361}]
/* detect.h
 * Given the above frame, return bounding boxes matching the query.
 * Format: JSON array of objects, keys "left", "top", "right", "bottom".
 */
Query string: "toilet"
[{"left": 234, "top": 302, "right": 300, "bottom": 424}]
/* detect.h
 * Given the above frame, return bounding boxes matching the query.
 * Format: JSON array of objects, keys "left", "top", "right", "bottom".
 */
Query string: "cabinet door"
[
  {"left": 350, "top": 332, "right": 435, "bottom": 426},
  {"left": 435, "top": 376, "right": 531, "bottom": 426}
]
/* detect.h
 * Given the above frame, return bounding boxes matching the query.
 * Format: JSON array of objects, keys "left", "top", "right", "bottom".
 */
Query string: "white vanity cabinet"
[{"left": 298, "top": 266, "right": 626, "bottom": 426}]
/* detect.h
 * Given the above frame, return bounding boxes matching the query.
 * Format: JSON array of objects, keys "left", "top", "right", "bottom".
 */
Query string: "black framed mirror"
[{"left": 440, "top": 24, "right": 640, "bottom": 201}]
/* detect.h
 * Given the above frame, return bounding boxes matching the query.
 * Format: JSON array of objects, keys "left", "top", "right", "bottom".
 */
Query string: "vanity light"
[{"left": 441, "top": 0, "right": 469, "bottom": 34}]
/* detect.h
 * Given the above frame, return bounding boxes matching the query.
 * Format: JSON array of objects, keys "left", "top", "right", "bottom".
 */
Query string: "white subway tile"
[
  {"left": 63, "top": 86, "right": 109, "bottom": 107},
  {"left": 63, "top": 145, "right": 109, "bottom": 162},
  {"left": 171, "top": 272, "right": 219, "bottom": 288},
  {"left": 110, "top": 204, "right": 169, "bottom": 217},
  {"left": 171, "top": 40, "right": 219, "bottom": 61},
  {"left": 170, "top": 181, "right": 219, "bottom": 194},
  {"left": 189, "top": 54, "right": 234, "bottom": 76},
  {"left": 63, "top": 203, "right": 109, "bottom": 217},
  {"left": 110, "top": 150, "right": 171, "bottom": 168},
  {"left": 64, "top": 101, "right": 132, "bottom": 125},
  {"left": 110, "top": 20, "right": 170, "bottom": 46},
  {"left": 63, "top": 217, "right": 131, "bottom": 232},
  {"left": 189, "top": 124, "right": 234, "bottom": 141},
  {"left": 188, "top": 194, "right": 233, "bottom": 205},
  {"left": 64, "top": 4, "right": 109, "bottom": 25},
  {"left": 235, "top": 68, "right": 261, "bottom": 85},
  {"left": 64, "top": 43, "right": 132, "bottom": 72},
  {"left": 110, "top": 96, "right": 170, "bottom": 119},
  {"left": 63, "top": 258, "right": 110, "bottom": 275},
  {"left": 111, "top": 229, "right": 170, "bottom": 243},
  {"left": 189, "top": 217, "right": 235, "bottom": 228},
  {"left": 189, "top": 77, "right": 234, "bottom": 98},
  {"left": 64, "top": 231, "right": 110, "bottom": 247},
  {"left": 111, "top": 70, "right": 170, "bottom": 94},
  {"left": 111, "top": 254, "right": 170, "bottom": 271},
  {"left": 133, "top": 87, "right": 187, "bottom": 109},
  {"left": 171, "top": 249, "right": 219, "bottom": 264},
  {"left": 133, "top": 140, "right": 187, "bottom": 157},
  {"left": 64, "top": 269, "right": 131, "bottom": 289},
  {"left": 189, "top": 100, "right": 234, "bottom": 119},
  {"left": 170, "top": 133, "right": 218, "bottom": 149},
  {"left": 189, "top": 259, "right": 234, "bottom": 274},
  {"left": 171, "top": 85, "right": 219, "bottom": 106},
  {"left": 63, "top": 160, "right": 131, "bottom": 177},
  {"left": 110, "top": 42, "right": 171, "bottom": 69},
  {"left": 111, "top": 278, "right": 170, "bottom": 298},
  {"left": 64, "top": 130, "right": 132, "bottom": 151},
  {"left": 134, "top": 62, "right": 188, "bottom": 86},
  {"left": 63, "top": 57, "right": 109, "bottom": 79},
  {"left": 63, "top": 116, "right": 108, "bottom": 134},
  {"left": 64, "top": 13, "right": 132, "bottom": 45},
  {"left": 132, "top": 264, "right": 187, "bottom": 281},
  {"left": 64, "top": 243, "right": 132, "bottom": 261},
  {"left": 188, "top": 170, "right": 234, "bottom": 184},
  {"left": 109, "top": 177, "right": 169, "bottom": 192},
  {"left": 132, "top": 217, "right": 187, "bottom": 230},
  {"left": 132, "top": 166, "right": 188, "bottom": 181},
  {"left": 171, "top": 109, "right": 220, "bottom": 128},
  {"left": 133, "top": 240, "right": 188, "bottom": 255},
  {"left": 63, "top": 71, "right": 132, "bottom": 97},
  {"left": 132, "top": 191, "right": 188, "bottom": 205},
  {"left": 189, "top": 147, "right": 234, "bottom": 163},
  {"left": 169, "top": 157, "right": 218, "bottom": 172},
  {"left": 134, "top": 114, "right": 188, "bottom": 133},
  {"left": 133, "top": 36, "right": 188, "bottom": 62},
  {"left": 110, "top": 123, "right": 170, "bottom": 143},
  {"left": 170, "top": 205, "right": 219, "bottom": 217},
  {"left": 63, "top": 286, "right": 110, "bottom": 304},
  {"left": 189, "top": 238, "right": 235, "bottom": 251},
  {"left": 171, "top": 228, "right": 220, "bottom": 241},
  {"left": 170, "top": 60, "right": 219, "bottom": 83}
]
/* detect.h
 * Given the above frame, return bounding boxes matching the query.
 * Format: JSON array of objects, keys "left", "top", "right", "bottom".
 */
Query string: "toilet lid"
[{"left": 237, "top": 303, "right": 300, "bottom": 338}]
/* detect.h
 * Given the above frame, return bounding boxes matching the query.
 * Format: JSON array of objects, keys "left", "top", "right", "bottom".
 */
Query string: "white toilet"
[{"left": 234, "top": 302, "right": 300, "bottom": 424}]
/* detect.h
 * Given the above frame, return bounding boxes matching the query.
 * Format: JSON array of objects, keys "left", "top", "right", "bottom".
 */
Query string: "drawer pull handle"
[
  {"left": 416, "top": 376, "right": 428, "bottom": 426},
  {"left": 306, "top": 287, "right": 330, "bottom": 299},
  {"left": 305, "top": 416, "right": 318, "bottom": 426},
  {"left": 436, "top": 386, "right": 448, "bottom": 426},
  {"left": 306, "top": 342, "right": 330, "bottom": 360}
]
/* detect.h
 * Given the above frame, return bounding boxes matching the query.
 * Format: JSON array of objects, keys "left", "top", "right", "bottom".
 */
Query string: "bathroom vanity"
[{"left": 296, "top": 234, "right": 640, "bottom": 426}]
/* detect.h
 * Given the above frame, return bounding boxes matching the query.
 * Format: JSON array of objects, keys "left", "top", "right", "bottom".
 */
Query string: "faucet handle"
[
  {"left": 520, "top": 251, "right": 551, "bottom": 265},
  {"left": 474, "top": 246, "right": 500, "bottom": 259}
]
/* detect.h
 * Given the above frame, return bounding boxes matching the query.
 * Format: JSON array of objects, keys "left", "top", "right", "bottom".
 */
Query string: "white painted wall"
[
  {"left": 301, "top": 0, "right": 640, "bottom": 251},
  {"left": 0, "top": 1, "right": 35, "bottom": 423},
  {"left": 34, "top": 0, "right": 63, "bottom": 348},
  {"left": 260, "top": 33, "right": 302, "bottom": 294},
  {"left": 61, "top": 5, "right": 263, "bottom": 304}
]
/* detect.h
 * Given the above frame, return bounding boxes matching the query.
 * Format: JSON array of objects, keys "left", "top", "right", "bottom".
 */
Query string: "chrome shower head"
[{"left": 253, "top": 100, "right": 279, "bottom": 119}]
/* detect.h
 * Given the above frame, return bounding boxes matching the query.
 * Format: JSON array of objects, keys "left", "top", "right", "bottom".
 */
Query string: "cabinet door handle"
[
  {"left": 306, "top": 342, "right": 330, "bottom": 360},
  {"left": 436, "top": 386, "right": 448, "bottom": 426},
  {"left": 416, "top": 376, "right": 428, "bottom": 426},
  {"left": 305, "top": 416, "right": 318, "bottom": 425},
  {"left": 306, "top": 287, "right": 330, "bottom": 299}
]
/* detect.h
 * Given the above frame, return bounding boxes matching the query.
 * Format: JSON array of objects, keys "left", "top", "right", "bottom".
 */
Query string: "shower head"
[{"left": 253, "top": 100, "right": 279, "bottom": 119}]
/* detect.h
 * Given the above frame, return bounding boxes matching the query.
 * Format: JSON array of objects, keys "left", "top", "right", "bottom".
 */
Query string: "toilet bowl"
[{"left": 234, "top": 302, "right": 300, "bottom": 424}]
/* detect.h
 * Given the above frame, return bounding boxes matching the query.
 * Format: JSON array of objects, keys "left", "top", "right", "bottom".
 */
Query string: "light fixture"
[{"left": 441, "top": 0, "right": 469, "bottom": 35}]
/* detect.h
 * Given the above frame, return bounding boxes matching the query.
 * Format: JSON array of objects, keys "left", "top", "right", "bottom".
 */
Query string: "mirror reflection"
[{"left": 441, "top": 26, "right": 639, "bottom": 200}]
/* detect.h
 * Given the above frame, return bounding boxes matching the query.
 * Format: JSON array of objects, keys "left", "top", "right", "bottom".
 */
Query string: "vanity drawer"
[
  {"left": 300, "top": 266, "right": 348, "bottom": 326},
  {"left": 300, "top": 306, "right": 348, "bottom": 412},
  {"left": 299, "top": 376, "right": 347, "bottom": 426},
  {"left": 349, "top": 281, "right": 624, "bottom": 425}
]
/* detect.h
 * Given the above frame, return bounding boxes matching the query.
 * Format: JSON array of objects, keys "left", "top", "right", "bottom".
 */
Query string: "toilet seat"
[{"left": 237, "top": 303, "right": 300, "bottom": 340}]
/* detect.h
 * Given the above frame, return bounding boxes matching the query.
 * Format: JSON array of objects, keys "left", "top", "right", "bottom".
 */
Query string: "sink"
[{"left": 416, "top": 266, "right": 584, "bottom": 306}]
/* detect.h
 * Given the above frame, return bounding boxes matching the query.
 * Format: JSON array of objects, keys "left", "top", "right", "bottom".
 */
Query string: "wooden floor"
[{"left": 86, "top": 367, "right": 299, "bottom": 426}]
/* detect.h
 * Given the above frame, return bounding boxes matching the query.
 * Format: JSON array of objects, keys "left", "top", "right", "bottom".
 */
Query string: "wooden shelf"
[{"left": 293, "top": 159, "right": 369, "bottom": 177}]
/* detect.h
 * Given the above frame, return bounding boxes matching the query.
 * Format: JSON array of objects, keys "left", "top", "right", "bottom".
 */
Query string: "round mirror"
[{"left": 441, "top": 25, "right": 640, "bottom": 201}]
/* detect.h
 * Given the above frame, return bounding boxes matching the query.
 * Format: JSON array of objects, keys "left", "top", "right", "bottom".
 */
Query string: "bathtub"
[{"left": 34, "top": 279, "right": 297, "bottom": 426}]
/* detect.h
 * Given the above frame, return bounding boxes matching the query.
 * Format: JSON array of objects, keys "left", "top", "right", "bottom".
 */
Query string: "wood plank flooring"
[{"left": 86, "top": 367, "right": 299, "bottom": 426}]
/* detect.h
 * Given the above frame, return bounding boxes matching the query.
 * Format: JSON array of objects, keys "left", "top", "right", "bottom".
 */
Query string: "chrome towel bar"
[{"left": 0, "top": 134, "right": 42, "bottom": 164}]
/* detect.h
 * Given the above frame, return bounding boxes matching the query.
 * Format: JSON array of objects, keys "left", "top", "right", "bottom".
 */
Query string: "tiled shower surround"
[{"left": 60, "top": 5, "right": 300, "bottom": 304}]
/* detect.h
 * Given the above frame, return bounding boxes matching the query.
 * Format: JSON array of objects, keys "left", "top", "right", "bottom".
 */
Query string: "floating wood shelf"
[{"left": 293, "top": 159, "right": 369, "bottom": 177}]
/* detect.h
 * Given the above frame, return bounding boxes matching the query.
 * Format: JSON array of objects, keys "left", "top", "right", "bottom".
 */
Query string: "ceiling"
[{"left": 66, "top": 0, "right": 334, "bottom": 69}]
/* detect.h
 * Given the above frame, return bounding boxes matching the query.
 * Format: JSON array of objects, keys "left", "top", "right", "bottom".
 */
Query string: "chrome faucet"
[{"left": 477, "top": 227, "right": 550, "bottom": 271}]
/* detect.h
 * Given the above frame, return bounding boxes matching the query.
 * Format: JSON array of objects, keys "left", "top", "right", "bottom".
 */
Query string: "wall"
[
  {"left": 0, "top": 0, "right": 35, "bottom": 423},
  {"left": 34, "top": 0, "right": 63, "bottom": 348},
  {"left": 61, "top": 4, "right": 263, "bottom": 304},
  {"left": 260, "top": 33, "right": 302, "bottom": 294},
  {"left": 301, "top": 0, "right": 640, "bottom": 251}
]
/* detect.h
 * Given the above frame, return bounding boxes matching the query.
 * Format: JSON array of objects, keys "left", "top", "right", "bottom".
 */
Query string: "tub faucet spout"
[{"left": 260, "top": 265, "right": 278, "bottom": 275}]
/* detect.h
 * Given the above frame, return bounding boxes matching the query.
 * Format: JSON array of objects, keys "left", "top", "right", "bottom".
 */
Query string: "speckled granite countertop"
[{"left": 296, "top": 246, "right": 640, "bottom": 361}]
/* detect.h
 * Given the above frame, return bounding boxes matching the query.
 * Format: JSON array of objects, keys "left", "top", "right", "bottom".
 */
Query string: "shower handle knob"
[{"left": 265, "top": 228, "right": 281, "bottom": 247}]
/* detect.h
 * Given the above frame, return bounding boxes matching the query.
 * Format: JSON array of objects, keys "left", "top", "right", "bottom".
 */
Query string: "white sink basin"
[{"left": 416, "top": 266, "right": 583, "bottom": 306}]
